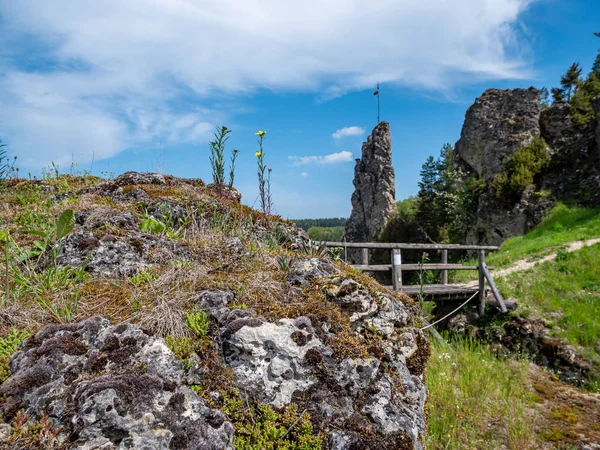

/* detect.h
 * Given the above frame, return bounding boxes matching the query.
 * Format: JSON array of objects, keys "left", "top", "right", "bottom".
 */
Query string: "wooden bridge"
[{"left": 324, "top": 241, "right": 509, "bottom": 314}]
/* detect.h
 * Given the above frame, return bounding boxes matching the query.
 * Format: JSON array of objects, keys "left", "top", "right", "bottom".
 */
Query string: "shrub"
[{"left": 493, "top": 137, "right": 550, "bottom": 204}]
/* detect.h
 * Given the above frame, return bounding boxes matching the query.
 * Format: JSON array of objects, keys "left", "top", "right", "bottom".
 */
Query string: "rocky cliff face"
[
  {"left": 455, "top": 88, "right": 541, "bottom": 180},
  {"left": 454, "top": 88, "right": 600, "bottom": 245},
  {"left": 540, "top": 99, "right": 600, "bottom": 206},
  {"left": 0, "top": 172, "right": 428, "bottom": 449},
  {"left": 345, "top": 122, "right": 396, "bottom": 261}
]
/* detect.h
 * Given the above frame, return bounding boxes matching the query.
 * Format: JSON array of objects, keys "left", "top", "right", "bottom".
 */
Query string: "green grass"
[
  {"left": 486, "top": 203, "right": 600, "bottom": 269},
  {"left": 426, "top": 336, "right": 537, "bottom": 449},
  {"left": 497, "top": 243, "right": 600, "bottom": 367},
  {"left": 448, "top": 203, "right": 600, "bottom": 283}
]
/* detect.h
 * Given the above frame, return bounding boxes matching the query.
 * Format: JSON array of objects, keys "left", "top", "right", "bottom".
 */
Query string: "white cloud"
[
  {"left": 289, "top": 151, "right": 353, "bottom": 166},
  {"left": 0, "top": 0, "right": 535, "bottom": 168},
  {"left": 332, "top": 126, "right": 365, "bottom": 140},
  {"left": 300, "top": 172, "right": 309, "bottom": 177}
]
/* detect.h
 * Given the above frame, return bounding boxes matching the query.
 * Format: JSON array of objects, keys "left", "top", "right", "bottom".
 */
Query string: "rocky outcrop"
[
  {"left": 0, "top": 316, "right": 234, "bottom": 449},
  {"left": 453, "top": 88, "right": 600, "bottom": 245},
  {"left": 0, "top": 172, "right": 429, "bottom": 449},
  {"left": 540, "top": 99, "right": 600, "bottom": 206},
  {"left": 345, "top": 122, "right": 396, "bottom": 261},
  {"left": 455, "top": 88, "right": 541, "bottom": 181},
  {"left": 453, "top": 88, "right": 546, "bottom": 245},
  {"left": 210, "top": 282, "right": 428, "bottom": 449}
]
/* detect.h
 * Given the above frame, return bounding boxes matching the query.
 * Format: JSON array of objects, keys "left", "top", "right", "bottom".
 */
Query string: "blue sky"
[{"left": 1, "top": 0, "right": 599, "bottom": 219}]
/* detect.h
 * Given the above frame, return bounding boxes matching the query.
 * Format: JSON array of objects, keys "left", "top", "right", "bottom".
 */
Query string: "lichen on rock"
[{"left": 0, "top": 316, "right": 234, "bottom": 449}]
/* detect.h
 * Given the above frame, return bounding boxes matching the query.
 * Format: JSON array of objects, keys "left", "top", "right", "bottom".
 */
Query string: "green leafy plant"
[
  {"left": 20, "top": 209, "right": 75, "bottom": 261},
  {"left": 0, "top": 229, "right": 14, "bottom": 306},
  {"left": 299, "top": 241, "right": 328, "bottom": 258},
  {"left": 255, "top": 130, "right": 273, "bottom": 214},
  {"left": 184, "top": 309, "right": 210, "bottom": 338},
  {"left": 229, "top": 149, "right": 240, "bottom": 188},
  {"left": 210, "top": 126, "right": 231, "bottom": 187},
  {"left": 128, "top": 270, "right": 157, "bottom": 287},
  {"left": 326, "top": 246, "right": 344, "bottom": 261},
  {"left": 140, "top": 204, "right": 189, "bottom": 240},
  {"left": 276, "top": 254, "right": 296, "bottom": 272},
  {"left": 555, "top": 248, "right": 569, "bottom": 262},
  {"left": 417, "top": 251, "right": 430, "bottom": 307},
  {"left": 0, "top": 138, "right": 18, "bottom": 182},
  {"left": 0, "top": 328, "right": 31, "bottom": 382},
  {"left": 140, "top": 215, "right": 167, "bottom": 235}
]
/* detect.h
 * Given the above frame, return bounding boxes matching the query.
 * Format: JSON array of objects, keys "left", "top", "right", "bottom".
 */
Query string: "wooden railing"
[{"left": 324, "top": 241, "right": 508, "bottom": 314}]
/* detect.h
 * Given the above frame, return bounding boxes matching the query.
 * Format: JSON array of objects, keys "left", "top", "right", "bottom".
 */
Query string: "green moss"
[
  {"left": 232, "top": 402, "right": 323, "bottom": 450},
  {"left": 185, "top": 309, "right": 211, "bottom": 338},
  {"left": 165, "top": 336, "right": 196, "bottom": 371},
  {"left": 0, "top": 328, "right": 31, "bottom": 382}
]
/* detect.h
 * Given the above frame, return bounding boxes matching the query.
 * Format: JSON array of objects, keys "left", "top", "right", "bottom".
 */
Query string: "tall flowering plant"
[{"left": 255, "top": 130, "right": 272, "bottom": 214}]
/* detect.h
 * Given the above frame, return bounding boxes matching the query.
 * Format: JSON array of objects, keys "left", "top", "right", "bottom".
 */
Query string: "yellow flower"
[
  {"left": 255, "top": 151, "right": 262, "bottom": 157},
  {"left": 256, "top": 130, "right": 266, "bottom": 137}
]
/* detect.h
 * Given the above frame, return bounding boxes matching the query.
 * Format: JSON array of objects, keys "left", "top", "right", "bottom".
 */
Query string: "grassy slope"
[
  {"left": 426, "top": 338, "right": 536, "bottom": 449},
  {"left": 485, "top": 203, "right": 600, "bottom": 269},
  {"left": 449, "top": 202, "right": 600, "bottom": 283},
  {"left": 426, "top": 204, "right": 600, "bottom": 448}
]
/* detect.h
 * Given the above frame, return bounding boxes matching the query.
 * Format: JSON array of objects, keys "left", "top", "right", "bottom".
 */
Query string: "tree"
[
  {"left": 560, "top": 62, "right": 583, "bottom": 101},
  {"left": 569, "top": 72, "right": 600, "bottom": 125},
  {"left": 540, "top": 87, "right": 550, "bottom": 109},
  {"left": 415, "top": 144, "right": 459, "bottom": 242},
  {"left": 551, "top": 87, "right": 565, "bottom": 103},
  {"left": 592, "top": 32, "right": 600, "bottom": 77}
]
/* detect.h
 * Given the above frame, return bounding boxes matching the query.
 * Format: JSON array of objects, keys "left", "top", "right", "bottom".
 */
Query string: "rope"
[{"left": 419, "top": 291, "right": 479, "bottom": 331}]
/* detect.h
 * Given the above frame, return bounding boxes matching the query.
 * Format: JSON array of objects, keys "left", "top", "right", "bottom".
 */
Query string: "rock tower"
[{"left": 344, "top": 121, "right": 396, "bottom": 262}]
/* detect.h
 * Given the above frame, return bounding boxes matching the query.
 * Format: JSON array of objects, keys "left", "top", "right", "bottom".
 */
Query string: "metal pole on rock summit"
[{"left": 374, "top": 82, "right": 380, "bottom": 124}]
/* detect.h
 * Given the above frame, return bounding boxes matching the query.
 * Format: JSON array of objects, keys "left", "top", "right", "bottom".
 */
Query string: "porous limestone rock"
[
  {"left": 0, "top": 316, "right": 234, "bottom": 450},
  {"left": 222, "top": 316, "right": 328, "bottom": 408},
  {"left": 56, "top": 230, "right": 190, "bottom": 277},
  {"left": 114, "top": 171, "right": 166, "bottom": 186},
  {"left": 286, "top": 257, "right": 340, "bottom": 287},
  {"left": 345, "top": 122, "right": 396, "bottom": 262}
]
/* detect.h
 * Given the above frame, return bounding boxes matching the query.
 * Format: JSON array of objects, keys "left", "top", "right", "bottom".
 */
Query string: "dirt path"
[{"left": 494, "top": 237, "right": 600, "bottom": 278}]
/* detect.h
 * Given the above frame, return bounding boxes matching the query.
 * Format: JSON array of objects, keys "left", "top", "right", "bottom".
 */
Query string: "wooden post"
[
  {"left": 361, "top": 248, "right": 369, "bottom": 266},
  {"left": 392, "top": 249, "right": 403, "bottom": 291},
  {"left": 482, "top": 262, "right": 508, "bottom": 313},
  {"left": 343, "top": 238, "right": 347, "bottom": 262},
  {"left": 441, "top": 249, "right": 448, "bottom": 285},
  {"left": 478, "top": 250, "right": 485, "bottom": 315}
]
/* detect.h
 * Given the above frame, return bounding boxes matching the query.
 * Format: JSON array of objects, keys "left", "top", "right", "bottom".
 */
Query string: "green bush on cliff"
[{"left": 493, "top": 137, "right": 550, "bottom": 204}]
